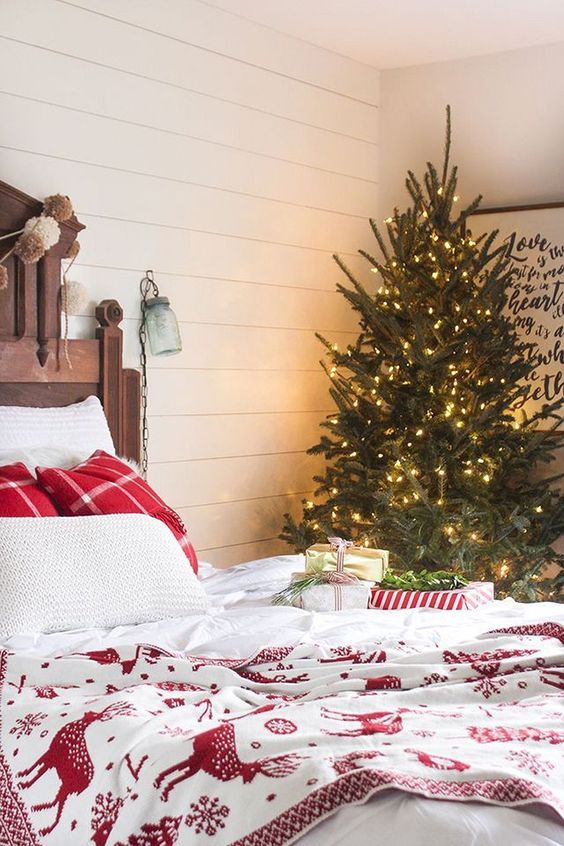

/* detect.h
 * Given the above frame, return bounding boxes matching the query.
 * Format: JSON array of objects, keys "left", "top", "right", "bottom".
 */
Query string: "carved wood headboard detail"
[{"left": 0, "top": 180, "right": 140, "bottom": 462}]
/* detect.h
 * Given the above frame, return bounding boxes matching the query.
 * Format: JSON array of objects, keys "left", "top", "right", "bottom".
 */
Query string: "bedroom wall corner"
[{"left": 0, "top": 0, "right": 380, "bottom": 565}]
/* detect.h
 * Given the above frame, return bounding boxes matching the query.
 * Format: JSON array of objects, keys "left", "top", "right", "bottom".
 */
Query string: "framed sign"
[{"left": 469, "top": 202, "right": 564, "bottom": 428}]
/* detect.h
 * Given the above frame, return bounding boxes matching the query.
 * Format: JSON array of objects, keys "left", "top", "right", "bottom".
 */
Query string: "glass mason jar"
[{"left": 144, "top": 296, "right": 182, "bottom": 356}]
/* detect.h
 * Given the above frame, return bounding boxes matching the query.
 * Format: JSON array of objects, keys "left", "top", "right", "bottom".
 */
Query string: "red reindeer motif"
[
  {"left": 71, "top": 647, "right": 140, "bottom": 675},
  {"left": 540, "top": 668, "right": 564, "bottom": 690},
  {"left": 7, "top": 675, "right": 77, "bottom": 700},
  {"left": 155, "top": 706, "right": 302, "bottom": 801},
  {"left": 70, "top": 644, "right": 169, "bottom": 675},
  {"left": 195, "top": 698, "right": 214, "bottom": 722},
  {"left": 321, "top": 707, "right": 403, "bottom": 736},
  {"left": 17, "top": 701, "right": 133, "bottom": 835},
  {"left": 406, "top": 748, "right": 470, "bottom": 771}
]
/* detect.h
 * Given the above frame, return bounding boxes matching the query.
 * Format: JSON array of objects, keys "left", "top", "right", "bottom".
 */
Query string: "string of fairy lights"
[{"left": 304, "top": 198, "right": 549, "bottom": 576}]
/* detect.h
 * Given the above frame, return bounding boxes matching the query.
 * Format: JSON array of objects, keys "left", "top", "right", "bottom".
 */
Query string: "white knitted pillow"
[
  {"left": 0, "top": 514, "right": 208, "bottom": 637},
  {"left": 0, "top": 396, "right": 115, "bottom": 454}
]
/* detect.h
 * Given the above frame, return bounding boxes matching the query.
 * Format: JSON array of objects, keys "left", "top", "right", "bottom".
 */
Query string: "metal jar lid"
[{"left": 145, "top": 296, "right": 170, "bottom": 307}]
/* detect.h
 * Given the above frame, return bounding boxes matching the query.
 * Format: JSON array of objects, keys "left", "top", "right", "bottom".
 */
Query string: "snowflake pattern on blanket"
[{"left": 0, "top": 624, "right": 563, "bottom": 845}]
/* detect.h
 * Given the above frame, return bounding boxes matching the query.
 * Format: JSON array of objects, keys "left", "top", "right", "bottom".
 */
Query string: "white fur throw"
[{"left": 0, "top": 514, "right": 207, "bottom": 637}]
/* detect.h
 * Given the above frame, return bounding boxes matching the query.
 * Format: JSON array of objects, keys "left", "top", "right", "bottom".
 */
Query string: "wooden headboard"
[{"left": 0, "top": 180, "right": 141, "bottom": 462}]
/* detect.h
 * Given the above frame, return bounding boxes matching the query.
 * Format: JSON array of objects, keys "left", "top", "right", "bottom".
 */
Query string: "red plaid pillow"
[
  {"left": 0, "top": 463, "right": 59, "bottom": 517},
  {"left": 36, "top": 451, "right": 198, "bottom": 573}
]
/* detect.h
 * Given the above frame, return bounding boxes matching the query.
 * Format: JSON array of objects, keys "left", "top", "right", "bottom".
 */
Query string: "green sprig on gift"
[
  {"left": 273, "top": 567, "right": 468, "bottom": 606},
  {"left": 272, "top": 574, "right": 330, "bottom": 606},
  {"left": 380, "top": 569, "right": 469, "bottom": 591}
]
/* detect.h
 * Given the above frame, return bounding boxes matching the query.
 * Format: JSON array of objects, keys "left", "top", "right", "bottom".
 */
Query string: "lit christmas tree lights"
[{"left": 282, "top": 108, "right": 564, "bottom": 602}]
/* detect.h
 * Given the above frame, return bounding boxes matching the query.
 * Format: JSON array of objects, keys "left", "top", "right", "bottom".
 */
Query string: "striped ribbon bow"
[{"left": 326, "top": 537, "right": 357, "bottom": 584}]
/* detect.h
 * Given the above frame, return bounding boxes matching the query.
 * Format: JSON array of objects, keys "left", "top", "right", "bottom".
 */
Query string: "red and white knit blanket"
[{"left": 1, "top": 622, "right": 563, "bottom": 845}]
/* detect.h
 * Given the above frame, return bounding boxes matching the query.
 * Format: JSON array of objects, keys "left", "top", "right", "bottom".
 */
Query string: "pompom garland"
[
  {"left": 0, "top": 190, "right": 78, "bottom": 292},
  {"left": 23, "top": 215, "right": 61, "bottom": 249},
  {"left": 65, "top": 239, "right": 81, "bottom": 260},
  {"left": 43, "top": 194, "right": 73, "bottom": 222},
  {"left": 1, "top": 188, "right": 84, "bottom": 373},
  {"left": 61, "top": 279, "right": 88, "bottom": 315},
  {"left": 14, "top": 231, "right": 46, "bottom": 264}
]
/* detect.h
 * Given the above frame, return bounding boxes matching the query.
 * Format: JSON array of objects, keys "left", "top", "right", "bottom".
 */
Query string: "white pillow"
[
  {"left": 0, "top": 396, "right": 115, "bottom": 455},
  {"left": 0, "top": 514, "right": 208, "bottom": 636}
]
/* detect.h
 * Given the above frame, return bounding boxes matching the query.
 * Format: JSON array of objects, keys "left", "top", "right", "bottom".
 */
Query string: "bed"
[{"left": 0, "top": 180, "right": 563, "bottom": 846}]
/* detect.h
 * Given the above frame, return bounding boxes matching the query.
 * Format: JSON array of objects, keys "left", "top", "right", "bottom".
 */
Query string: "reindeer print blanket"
[{"left": 1, "top": 621, "right": 563, "bottom": 846}]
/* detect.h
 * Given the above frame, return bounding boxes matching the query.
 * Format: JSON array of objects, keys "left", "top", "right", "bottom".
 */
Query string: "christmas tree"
[{"left": 282, "top": 107, "right": 564, "bottom": 602}]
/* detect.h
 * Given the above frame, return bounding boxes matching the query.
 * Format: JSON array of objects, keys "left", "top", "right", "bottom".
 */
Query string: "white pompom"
[
  {"left": 24, "top": 215, "right": 61, "bottom": 249},
  {"left": 61, "top": 279, "right": 88, "bottom": 315}
]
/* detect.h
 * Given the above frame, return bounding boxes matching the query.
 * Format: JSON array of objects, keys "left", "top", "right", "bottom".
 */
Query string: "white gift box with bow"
[
  {"left": 297, "top": 580, "right": 372, "bottom": 611},
  {"left": 295, "top": 537, "right": 374, "bottom": 611}
]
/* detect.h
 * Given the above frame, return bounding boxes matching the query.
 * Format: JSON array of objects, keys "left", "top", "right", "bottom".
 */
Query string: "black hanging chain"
[{"left": 139, "top": 270, "right": 159, "bottom": 478}]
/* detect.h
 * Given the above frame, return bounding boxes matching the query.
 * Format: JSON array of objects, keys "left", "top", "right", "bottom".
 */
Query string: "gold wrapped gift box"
[{"left": 305, "top": 544, "right": 389, "bottom": 584}]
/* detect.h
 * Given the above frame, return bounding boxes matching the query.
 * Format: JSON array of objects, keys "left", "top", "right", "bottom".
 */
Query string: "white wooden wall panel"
[
  {"left": 149, "top": 452, "right": 323, "bottom": 509},
  {"left": 0, "top": 0, "right": 379, "bottom": 565},
  {"left": 64, "top": 267, "right": 361, "bottom": 329},
  {"left": 145, "top": 370, "right": 330, "bottom": 416},
  {"left": 67, "top": 315, "right": 357, "bottom": 374},
  {"left": 0, "top": 148, "right": 369, "bottom": 253},
  {"left": 60, "top": 216, "right": 374, "bottom": 291},
  {"left": 0, "top": 40, "right": 377, "bottom": 179},
  {"left": 63, "top": 0, "right": 380, "bottom": 104},
  {"left": 2, "top": 0, "right": 378, "bottom": 140},
  {"left": 146, "top": 326, "right": 352, "bottom": 372},
  {"left": 146, "top": 412, "right": 329, "bottom": 464},
  {"left": 178, "top": 492, "right": 310, "bottom": 554},
  {"left": 0, "top": 94, "right": 377, "bottom": 216}
]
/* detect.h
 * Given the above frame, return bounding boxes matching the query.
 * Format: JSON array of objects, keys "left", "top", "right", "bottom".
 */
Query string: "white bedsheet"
[{"left": 2, "top": 554, "right": 563, "bottom": 846}]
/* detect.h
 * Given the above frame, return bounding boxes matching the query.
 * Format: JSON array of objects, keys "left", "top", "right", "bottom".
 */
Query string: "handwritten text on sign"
[{"left": 471, "top": 208, "right": 564, "bottom": 424}]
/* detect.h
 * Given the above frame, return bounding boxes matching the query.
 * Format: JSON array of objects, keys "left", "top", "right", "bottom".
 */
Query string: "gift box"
[
  {"left": 306, "top": 539, "right": 389, "bottom": 583},
  {"left": 274, "top": 537, "right": 388, "bottom": 611},
  {"left": 294, "top": 575, "right": 373, "bottom": 611},
  {"left": 369, "top": 581, "right": 494, "bottom": 611}
]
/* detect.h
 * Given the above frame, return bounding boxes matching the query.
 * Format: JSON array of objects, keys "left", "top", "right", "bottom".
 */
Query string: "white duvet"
[{"left": 2, "top": 554, "right": 563, "bottom": 846}]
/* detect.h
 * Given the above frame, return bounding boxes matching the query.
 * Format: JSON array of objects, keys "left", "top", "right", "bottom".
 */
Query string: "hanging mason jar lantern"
[
  {"left": 139, "top": 271, "right": 182, "bottom": 358},
  {"left": 139, "top": 270, "right": 182, "bottom": 476},
  {"left": 144, "top": 294, "right": 182, "bottom": 356}
]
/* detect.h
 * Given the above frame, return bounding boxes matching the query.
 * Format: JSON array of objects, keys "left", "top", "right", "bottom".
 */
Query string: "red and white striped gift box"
[{"left": 369, "top": 581, "right": 494, "bottom": 611}]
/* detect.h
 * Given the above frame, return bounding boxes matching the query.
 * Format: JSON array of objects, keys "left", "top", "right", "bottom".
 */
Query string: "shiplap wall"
[{"left": 0, "top": 0, "right": 379, "bottom": 565}]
